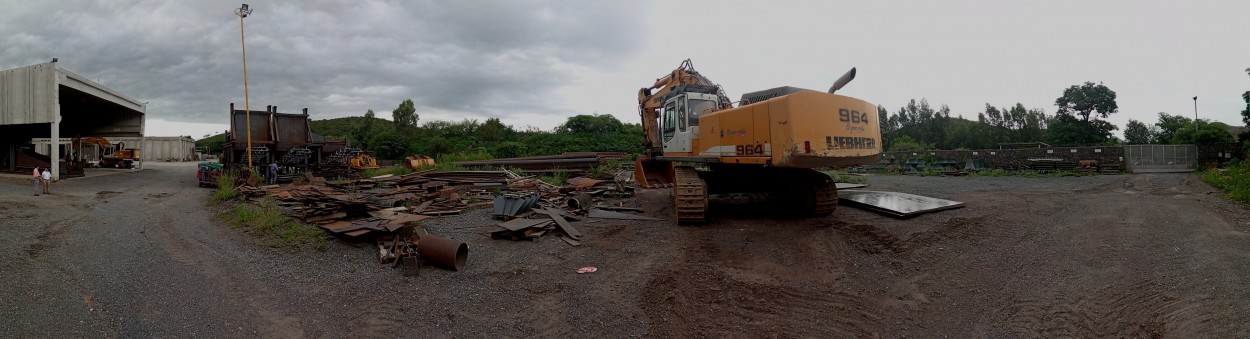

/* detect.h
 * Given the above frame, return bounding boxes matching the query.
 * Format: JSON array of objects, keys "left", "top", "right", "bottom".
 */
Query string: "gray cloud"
[{"left": 0, "top": 0, "right": 645, "bottom": 124}]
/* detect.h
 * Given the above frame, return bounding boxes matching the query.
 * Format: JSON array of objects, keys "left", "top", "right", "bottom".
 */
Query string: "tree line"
[
  {"left": 881, "top": 78, "right": 1242, "bottom": 151},
  {"left": 307, "top": 101, "right": 643, "bottom": 160},
  {"left": 199, "top": 69, "right": 1249, "bottom": 158}
]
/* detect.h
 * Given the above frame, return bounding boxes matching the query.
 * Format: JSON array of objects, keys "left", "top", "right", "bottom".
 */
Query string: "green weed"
[
  {"left": 210, "top": 174, "right": 240, "bottom": 202},
  {"left": 1201, "top": 161, "right": 1250, "bottom": 203},
  {"left": 363, "top": 165, "right": 413, "bottom": 178},
  {"left": 821, "top": 169, "right": 867, "bottom": 184},
  {"left": 540, "top": 171, "right": 571, "bottom": 186},
  {"left": 223, "top": 197, "right": 327, "bottom": 251}
]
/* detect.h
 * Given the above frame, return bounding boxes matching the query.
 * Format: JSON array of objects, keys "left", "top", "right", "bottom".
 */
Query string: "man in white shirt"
[{"left": 41, "top": 168, "right": 51, "bottom": 194}]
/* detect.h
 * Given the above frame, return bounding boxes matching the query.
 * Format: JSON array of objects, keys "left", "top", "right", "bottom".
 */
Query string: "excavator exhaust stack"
[
  {"left": 633, "top": 158, "right": 674, "bottom": 188},
  {"left": 827, "top": 67, "right": 857, "bottom": 94}
]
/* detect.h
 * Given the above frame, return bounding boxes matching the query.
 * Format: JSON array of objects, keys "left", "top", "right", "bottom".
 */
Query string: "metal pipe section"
[
  {"left": 418, "top": 234, "right": 467, "bottom": 271},
  {"left": 567, "top": 192, "right": 593, "bottom": 210},
  {"left": 456, "top": 157, "right": 602, "bottom": 166}
]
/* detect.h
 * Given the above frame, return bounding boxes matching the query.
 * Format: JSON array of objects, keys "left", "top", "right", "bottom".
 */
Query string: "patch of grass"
[
  {"left": 821, "top": 169, "right": 866, "bottom": 184},
  {"left": 1202, "top": 161, "right": 1250, "bottom": 203},
  {"left": 588, "top": 158, "right": 628, "bottom": 177},
  {"left": 967, "top": 168, "right": 1010, "bottom": 177},
  {"left": 210, "top": 174, "right": 240, "bottom": 202},
  {"left": 223, "top": 197, "right": 327, "bottom": 251},
  {"left": 540, "top": 171, "right": 571, "bottom": 186},
  {"left": 963, "top": 169, "right": 1083, "bottom": 178},
  {"left": 363, "top": 165, "right": 413, "bottom": 178}
]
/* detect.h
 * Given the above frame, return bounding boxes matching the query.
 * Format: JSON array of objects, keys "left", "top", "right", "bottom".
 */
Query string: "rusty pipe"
[
  {"left": 567, "top": 192, "right": 593, "bottom": 210},
  {"left": 418, "top": 234, "right": 467, "bottom": 271}
]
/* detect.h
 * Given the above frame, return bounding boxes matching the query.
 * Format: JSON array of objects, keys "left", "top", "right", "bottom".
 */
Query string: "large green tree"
[
  {"left": 392, "top": 99, "right": 418, "bottom": 132},
  {"left": 556, "top": 114, "right": 625, "bottom": 134},
  {"left": 1123, "top": 119, "right": 1153, "bottom": 144},
  {"left": 353, "top": 109, "right": 377, "bottom": 148},
  {"left": 1046, "top": 115, "right": 1117, "bottom": 145},
  {"left": 1154, "top": 112, "right": 1192, "bottom": 144},
  {"left": 1241, "top": 67, "right": 1250, "bottom": 143},
  {"left": 1055, "top": 81, "right": 1118, "bottom": 121},
  {"left": 475, "top": 117, "right": 512, "bottom": 142},
  {"left": 1172, "top": 120, "right": 1234, "bottom": 145}
]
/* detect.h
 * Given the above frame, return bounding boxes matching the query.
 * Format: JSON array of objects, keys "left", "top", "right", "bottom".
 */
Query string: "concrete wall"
[
  {"left": 1198, "top": 142, "right": 1244, "bottom": 168},
  {"left": 32, "top": 136, "right": 197, "bottom": 162},
  {"left": 0, "top": 62, "right": 58, "bottom": 125}
]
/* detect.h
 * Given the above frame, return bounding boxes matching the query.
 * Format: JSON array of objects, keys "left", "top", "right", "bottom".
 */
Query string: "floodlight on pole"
[
  {"left": 1193, "top": 96, "right": 1198, "bottom": 131},
  {"left": 236, "top": 3, "right": 254, "bottom": 169}
]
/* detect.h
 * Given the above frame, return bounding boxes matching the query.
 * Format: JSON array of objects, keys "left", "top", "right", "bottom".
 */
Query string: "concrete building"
[{"left": 0, "top": 61, "right": 145, "bottom": 179}]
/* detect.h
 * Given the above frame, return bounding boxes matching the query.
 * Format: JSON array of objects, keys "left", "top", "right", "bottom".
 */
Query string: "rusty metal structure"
[{"left": 223, "top": 103, "right": 345, "bottom": 171}]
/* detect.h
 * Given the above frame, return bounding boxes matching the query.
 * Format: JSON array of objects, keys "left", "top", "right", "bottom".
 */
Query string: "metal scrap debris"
[{"left": 587, "top": 208, "right": 662, "bottom": 221}]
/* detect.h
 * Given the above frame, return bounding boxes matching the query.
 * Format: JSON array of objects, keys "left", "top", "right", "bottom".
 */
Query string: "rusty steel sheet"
[
  {"left": 274, "top": 113, "right": 313, "bottom": 150},
  {"left": 837, "top": 190, "right": 965, "bottom": 218},
  {"left": 500, "top": 218, "right": 553, "bottom": 231},
  {"left": 538, "top": 208, "right": 583, "bottom": 240},
  {"left": 587, "top": 209, "right": 663, "bottom": 221},
  {"left": 835, "top": 183, "right": 868, "bottom": 190},
  {"left": 230, "top": 110, "right": 275, "bottom": 145},
  {"left": 417, "top": 234, "right": 468, "bottom": 271}
]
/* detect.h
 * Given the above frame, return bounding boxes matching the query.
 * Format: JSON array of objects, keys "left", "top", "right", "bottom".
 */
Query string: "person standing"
[
  {"left": 268, "top": 162, "right": 279, "bottom": 185},
  {"left": 41, "top": 168, "right": 51, "bottom": 194},
  {"left": 32, "top": 167, "right": 41, "bottom": 196}
]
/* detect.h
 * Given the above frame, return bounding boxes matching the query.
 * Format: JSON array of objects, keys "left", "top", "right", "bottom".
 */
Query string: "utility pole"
[{"left": 236, "top": 3, "right": 254, "bottom": 169}]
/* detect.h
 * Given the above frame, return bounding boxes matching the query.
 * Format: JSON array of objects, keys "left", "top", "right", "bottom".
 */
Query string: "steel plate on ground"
[
  {"left": 838, "top": 190, "right": 965, "bottom": 218},
  {"left": 835, "top": 183, "right": 868, "bottom": 190}
]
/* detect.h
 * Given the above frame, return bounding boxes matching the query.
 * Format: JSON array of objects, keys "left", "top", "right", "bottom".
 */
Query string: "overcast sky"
[{"left": 2, "top": 0, "right": 1247, "bottom": 139}]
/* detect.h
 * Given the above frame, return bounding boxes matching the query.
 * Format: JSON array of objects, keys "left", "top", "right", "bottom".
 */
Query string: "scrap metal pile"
[
  {"left": 232, "top": 166, "right": 656, "bottom": 272},
  {"left": 238, "top": 170, "right": 527, "bottom": 238},
  {"left": 454, "top": 152, "right": 628, "bottom": 173}
]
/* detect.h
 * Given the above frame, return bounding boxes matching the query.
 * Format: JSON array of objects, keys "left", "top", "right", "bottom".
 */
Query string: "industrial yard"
[
  {"left": 1, "top": 1, "right": 1248, "bottom": 337},
  {"left": 3, "top": 162, "right": 1250, "bottom": 337}
]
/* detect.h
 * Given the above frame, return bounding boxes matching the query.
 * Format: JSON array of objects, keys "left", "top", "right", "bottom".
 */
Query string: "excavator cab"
[{"left": 660, "top": 92, "right": 720, "bottom": 154}]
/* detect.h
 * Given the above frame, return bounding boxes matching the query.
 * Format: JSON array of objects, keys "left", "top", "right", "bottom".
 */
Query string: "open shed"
[{"left": 0, "top": 61, "right": 146, "bottom": 179}]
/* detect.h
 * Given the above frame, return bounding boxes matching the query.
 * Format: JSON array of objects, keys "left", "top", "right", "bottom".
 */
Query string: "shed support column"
[
  {"left": 50, "top": 121, "right": 59, "bottom": 180},
  {"left": 138, "top": 106, "right": 146, "bottom": 170}
]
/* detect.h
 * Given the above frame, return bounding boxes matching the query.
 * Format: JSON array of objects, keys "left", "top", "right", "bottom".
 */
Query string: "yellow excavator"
[
  {"left": 635, "top": 59, "right": 882, "bottom": 223},
  {"left": 79, "top": 137, "right": 141, "bottom": 169}
]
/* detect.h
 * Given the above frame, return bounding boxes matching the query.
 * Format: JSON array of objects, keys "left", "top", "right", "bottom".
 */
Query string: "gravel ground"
[{"left": 3, "top": 164, "right": 1250, "bottom": 337}]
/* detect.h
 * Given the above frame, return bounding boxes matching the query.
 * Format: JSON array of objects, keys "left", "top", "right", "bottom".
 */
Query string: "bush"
[
  {"left": 1201, "top": 161, "right": 1250, "bottom": 203},
  {"left": 821, "top": 169, "right": 866, "bottom": 184},
  {"left": 223, "top": 197, "right": 327, "bottom": 251},
  {"left": 210, "top": 174, "right": 240, "bottom": 202},
  {"left": 363, "top": 165, "right": 413, "bottom": 178}
]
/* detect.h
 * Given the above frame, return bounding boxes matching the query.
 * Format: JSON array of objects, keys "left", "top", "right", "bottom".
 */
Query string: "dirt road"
[{"left": 2, "top": 163, "right": 1249, "bottom": 337}]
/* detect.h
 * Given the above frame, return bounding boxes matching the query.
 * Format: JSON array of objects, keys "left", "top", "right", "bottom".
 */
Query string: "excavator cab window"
[
  {"left": 677, "top": 97, "right": 687, "bottom": 132},
  {"left": 662, "top": 100, "right": 676, "bottom": 142},
  {"left": 688, "top": 98, "right": 716, "bottom": 127}
]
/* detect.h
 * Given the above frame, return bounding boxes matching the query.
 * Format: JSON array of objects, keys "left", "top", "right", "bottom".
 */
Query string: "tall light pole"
[
  {"left": 1193, "top": 96, "right": 1198, "bottom": 131},
  {"left": 236, "top": 3, "right": 254, "bottom": 169}
]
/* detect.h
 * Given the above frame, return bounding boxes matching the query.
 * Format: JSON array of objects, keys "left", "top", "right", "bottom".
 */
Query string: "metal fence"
[{"left": 1124, "top": 144, "right": 1197, "bottom": 173}]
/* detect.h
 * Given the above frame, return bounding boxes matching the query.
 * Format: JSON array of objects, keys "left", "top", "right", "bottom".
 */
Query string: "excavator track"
[
  {"left": 673, "top": 166, "right": 708, "bottom": 224},
  {"left": 805, "top": 170, "right": 839, "bottom": 215}
]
